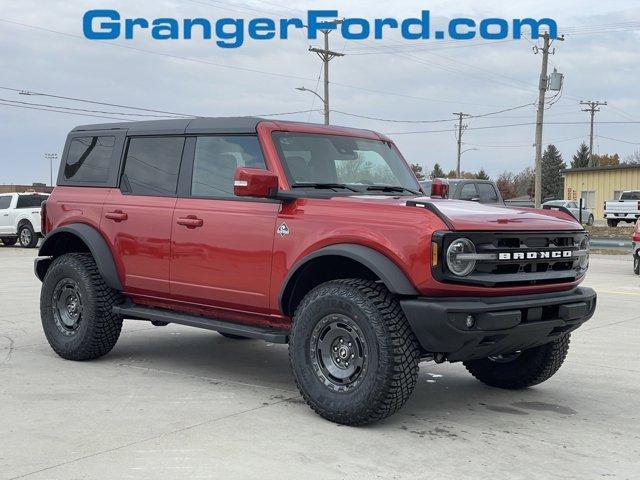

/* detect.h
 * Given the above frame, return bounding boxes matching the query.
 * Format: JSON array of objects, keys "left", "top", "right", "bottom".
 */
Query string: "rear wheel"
[
  {"left": 463, "top": 335, "right": 570, "bottom": 389},
  {"left": 607, "top": 219, "right": 619, "bottom": 227},
  {"left": 289, "top": 279, "right": 420, "bottom": 425},
  {"left": 634, "top": 254, "right": 640, "bottom": 275},
  {"left": 586, "top": 214, "right": 594, "bottom": 226},
  {"left": 40, "top": 253, "right": 123, "bottom": 360},
  {"left": 1, "top": 237, "right": 16, "bottom": 246},
  {"left": 18, "top": 223, "right": 38, "bottom": 248}
]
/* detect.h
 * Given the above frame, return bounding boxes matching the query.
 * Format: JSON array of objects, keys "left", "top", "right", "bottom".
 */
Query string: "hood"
[{"left": 418, "top": 198, "right": 582, "bottom": 231}]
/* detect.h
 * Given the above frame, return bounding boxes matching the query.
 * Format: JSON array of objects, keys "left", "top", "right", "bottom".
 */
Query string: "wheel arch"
[
  {"left": 36, "top": 223, "right": 122, "bottom": 290},
  {"left": 17, "top": 217, "right": 33, "bottom": 229},
  {"left": 279, "top": 244, "right": 418, "bottom": 317}
]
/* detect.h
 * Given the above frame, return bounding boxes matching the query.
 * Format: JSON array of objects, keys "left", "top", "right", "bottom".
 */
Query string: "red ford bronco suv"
[{"left": 35, "top": 118, "right": 596, "bottom": 425}]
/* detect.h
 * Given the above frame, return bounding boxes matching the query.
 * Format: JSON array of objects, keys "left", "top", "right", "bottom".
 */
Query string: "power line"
[
  {"left": 597, "top": 135, "right": 640, "bottom": 146},
  {"left": 0, "top": 85, "right": 195, "bottom": 117},
  {"left": 0, "top": 101, "right": 133, "bottom": 121}
]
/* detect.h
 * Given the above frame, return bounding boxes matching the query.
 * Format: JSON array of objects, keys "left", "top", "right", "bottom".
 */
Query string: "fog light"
[{"left": 466, "top": 315, "right": 475, "bottom": 328}]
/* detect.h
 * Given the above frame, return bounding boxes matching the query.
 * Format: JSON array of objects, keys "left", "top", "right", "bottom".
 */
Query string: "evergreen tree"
[
  {"left": 541, "top": 144, "right": 566, "bottom": 201},
  {"left": 571, "top": 142, "right": 589, "bottom": 168},
  {"left": 430, "top": 163, "right": 445, "bottom": 179},
  {"left": 476, "top": 168, "right": 490, "bottom": 180},
  {"left": 411, "top": 163, "right": 426, "bottom": 180}
]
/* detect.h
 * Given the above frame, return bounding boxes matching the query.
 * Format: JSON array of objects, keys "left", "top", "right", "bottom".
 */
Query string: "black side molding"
[
  {"left": 38, "top": 223, "right": 122, "bottom": 290},
  {"left": 113, "top": 303, "right": 289, "bottom": 344},
  {"left": 406, "top": 200, "right": 455, "bottom": 230}
]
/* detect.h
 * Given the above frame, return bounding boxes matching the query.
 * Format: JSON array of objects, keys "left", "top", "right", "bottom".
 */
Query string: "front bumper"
[{"left": 400, "top": 287, "right": 596, "bottom": 362}]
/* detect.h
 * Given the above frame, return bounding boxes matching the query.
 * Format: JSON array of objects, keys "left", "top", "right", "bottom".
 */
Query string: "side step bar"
[{"left": 112, "top": 303, "right": 289, "bottom": 344}]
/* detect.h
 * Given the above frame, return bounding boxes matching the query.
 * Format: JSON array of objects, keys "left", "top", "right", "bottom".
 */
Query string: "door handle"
[
  {"left": 105, "top": 210, "right": 128, "bottom": 222},
  {"left": 177, "top": 216, "right": 204, "bottom": 229}
]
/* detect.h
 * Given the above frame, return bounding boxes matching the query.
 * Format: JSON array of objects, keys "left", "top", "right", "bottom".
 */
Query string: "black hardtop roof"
[
  {"left": 71, "top": 117, "right": 265, "bottom": 135},
  {"left": 70, "top": 117, "right": 381, "bottom": 138}
]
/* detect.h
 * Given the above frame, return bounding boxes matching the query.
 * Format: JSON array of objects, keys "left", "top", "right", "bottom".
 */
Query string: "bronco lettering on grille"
[{"left": 498, "top": 250, "right": 573, "bottom": 260}]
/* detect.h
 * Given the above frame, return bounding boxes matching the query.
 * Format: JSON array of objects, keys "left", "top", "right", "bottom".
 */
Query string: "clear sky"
[{"left": 1, "top": 0, "right": 639, "bottom": 185}]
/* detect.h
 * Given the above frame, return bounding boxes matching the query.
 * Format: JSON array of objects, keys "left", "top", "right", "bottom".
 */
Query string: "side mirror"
[
  {"left": 234, "top": 167, "right": 279, "bottom": 198},
  {"left": 430, "top": 178, "right": 449, "bottom": 199}
]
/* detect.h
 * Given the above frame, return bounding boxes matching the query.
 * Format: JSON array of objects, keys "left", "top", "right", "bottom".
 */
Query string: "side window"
[
  {"left": 16, "top": 195, "right": 47, "bottom": 209},
  {"left": 459, "top": 183, "right": 478, "bottom": 201},
  {"left": 121, "top": 137, "right": 185, "bottom": 197},
  {"left": 477, "top": 183, "right": 499, "bottom": 203},
  {"left": 64, "top": 136, "right": 115, "bottom": 183},
  {"left": 191, "top": 136, "right": 266, "bottom": 199},
  {"left": 0, "top": 196, "right": 11, "bottom": 210}
]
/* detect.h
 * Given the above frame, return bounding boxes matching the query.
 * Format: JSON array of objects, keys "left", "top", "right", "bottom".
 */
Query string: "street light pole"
[{"left": 43, "top": 153, "right": 58, "bottom": 187}]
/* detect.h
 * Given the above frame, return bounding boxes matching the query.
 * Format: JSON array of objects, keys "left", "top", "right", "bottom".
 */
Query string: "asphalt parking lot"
[{"left": 0, "top": 247, "right": 637, "bottom": 480}]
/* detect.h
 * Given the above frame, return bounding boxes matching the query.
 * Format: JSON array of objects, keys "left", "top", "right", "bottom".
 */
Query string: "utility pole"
[
  {"left": 308, "top": 20, "right": 344, "bottom": 125},
  {"left": 580, "top": 100, "right": 607, "bottom": 166},
  {"left": 453, "top": 112, "right": 470, "bottom": 177},
  {"left": 533, "top": 32, "right": 564, "bottom": 208},
  {"left": 43, "top": 153, "right": 58, "bottom": 187}
]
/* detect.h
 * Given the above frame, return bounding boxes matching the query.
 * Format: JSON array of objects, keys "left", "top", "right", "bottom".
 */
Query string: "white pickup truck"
[
  {"left": 604, "top": 190, "right": 640, "bottom": 227},
  {"left": 0, "top": 192, "right": 49, "bottom": 248}
]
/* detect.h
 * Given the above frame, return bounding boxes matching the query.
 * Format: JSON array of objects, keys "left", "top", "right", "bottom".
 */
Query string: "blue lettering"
[
  {"left": 513, "top": 18, "right": 557, "bottom": 39},
  {"left": 374, "top": 18, "right": 398, "bottom": 39},
  {"left": 449, "top": 18, "right": 475, "bottom": 40},
  {"left": 401, "top": 10, "right": 429, "bottom": 40},
  {"left": 152, "top": 18, "right": 179, "bottom": 40},
  {"left": 279, "top": 18, "right": 304, "bottom": 39},
  {"left": 249, "top": 18, "right": 276, "bottom": 39},
  {"left": 184, "top": 18, "right": 212, "bottom": 40},
  {"left": 341, "top": 18, "right": 369, "bottom": 40},
  {"left": 479, "top": 18, "right": 508, "bottom": 39},
  {"left": 216, "top": 18, "right": 244, "bottom": 48},
  {"left": 83, "top": 9, "right": 120, "bottom": 40},
  {"left": 125, "top": 18, "right": 149, "bottom": 39},
  {"left": 307, "top": 10, "right": 338, "bottom": 39}
]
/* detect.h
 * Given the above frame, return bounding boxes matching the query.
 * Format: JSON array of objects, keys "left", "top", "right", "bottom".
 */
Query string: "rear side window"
[
  {"left": 64, "top": 136, "right": 115, "bottom": 183},
  {"left": 477, "top": 183, "right": 499, "bottom": 203},
  {"left": 191, "top": 136, "right": 266, "bottom": 198},
  {"left": 16, "top": 195, "right": 47, "bottom": 209},
  {"left": 0, "top": 196, "right": 11, "bottom": 209},
  {"left": 121, "top": 137, "right": 185, "bottom": 197},
  {"left": 458, "top": 183, "right": 478, "bottom": 201}
]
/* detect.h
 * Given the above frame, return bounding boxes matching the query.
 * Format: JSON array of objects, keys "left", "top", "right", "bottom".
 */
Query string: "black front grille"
[{"left": 434, "top": 231, "right": 588, "bottom": 287}]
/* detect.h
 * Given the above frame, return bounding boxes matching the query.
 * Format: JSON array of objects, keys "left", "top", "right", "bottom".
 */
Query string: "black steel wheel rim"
[
  {"left": 310, "top": 314, "right": 368, "bottom": 392},
  {"left": 52, "top": 278, "right": 83, "bottom": 336},
  {"left": 20, "top": 228, "right": 31, "bottom": 245}
]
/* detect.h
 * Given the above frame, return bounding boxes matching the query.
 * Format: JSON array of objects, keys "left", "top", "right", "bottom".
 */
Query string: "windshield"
[{"left": 273, "top": 133, "right": 419, "bottom": 194}]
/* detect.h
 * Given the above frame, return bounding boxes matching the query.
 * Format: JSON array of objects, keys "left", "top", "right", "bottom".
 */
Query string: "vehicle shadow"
[{"left": 107, "top": 325, "right": 575, "bottom": 426}]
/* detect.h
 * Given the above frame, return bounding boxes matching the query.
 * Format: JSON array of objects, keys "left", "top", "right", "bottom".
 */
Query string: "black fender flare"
[
  {"left": 279, "top": 243, "right": 418, "bottom": 313},
  {"left": 37, "top": 223, "right": 122, "bottom": 290}
]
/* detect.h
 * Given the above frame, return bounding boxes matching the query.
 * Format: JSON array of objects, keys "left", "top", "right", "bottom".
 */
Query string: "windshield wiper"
[
  {"left": 366, "top": 185, "right": 421, "bottom": 195},
  {"left": 291, "top": 182, "right": 360, "bottom": 192}
]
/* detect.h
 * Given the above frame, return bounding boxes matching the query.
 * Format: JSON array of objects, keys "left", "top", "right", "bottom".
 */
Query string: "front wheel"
[
  {"left": 18, "top": 223, "right": 38, "bottom": 248},
  {"left": 634, "top": 254, "right": 640, "bottom": 275},
  {"left": 289, "top": 279, "right": 420, "bottom": 425},
  {"left": 463, "top": 335, "right": 570, "bottom": 389},
  {"left": 41, "top": 253, "right": 123, "bottom": 360}
]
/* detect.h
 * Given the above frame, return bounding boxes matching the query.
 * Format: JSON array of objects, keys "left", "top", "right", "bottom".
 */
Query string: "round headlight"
[
  {"left": 579, "top": 237, "right": 589, "bottom": 269},
  {"left": 446, "top": 238, "right": 476, "bottom": 276}
]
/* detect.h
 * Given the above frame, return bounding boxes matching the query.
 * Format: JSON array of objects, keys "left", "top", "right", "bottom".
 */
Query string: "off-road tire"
[
  {"left": 219, "top": 332, "right": 250, "bottom": 340},
  {"left": 289, "top": 279, "right": 420, "bottom": 425},
  {"left": 1, "top": 237, "right": 16, "bottom": 246},
  {"left": 606, "top": 219, "right": 619, "bottom": 228},
  {"left": 463, "top": 334, "right": 571, "bottom": 389},
  {"left": 586, "top": 214, "right": 594, "bottom": 226},
  {"left": 18, "top": 223, "right": 38, "bottom": 248},
  {"left": 41, "top": 253, "right": 123, "bottom": 360},
  {"left": 634, "top": 254, "right": 640, "bottom": 275}
]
